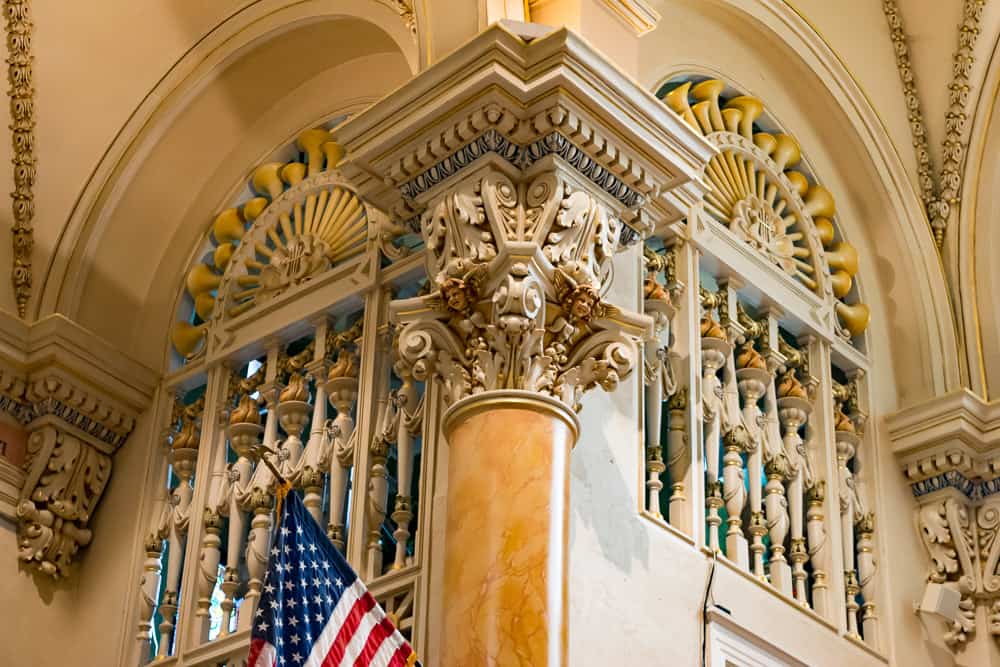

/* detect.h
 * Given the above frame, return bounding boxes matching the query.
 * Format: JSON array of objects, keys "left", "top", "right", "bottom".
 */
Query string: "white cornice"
[
  {"left": 887, "top": 389, "right": 1000, "bottom": 487},
  {"left": 335, "top": 23, "right": 715, "bottom": 227},
  {"left": 887, "top": 389, "right": 1000, "bottom": 457},
  {"left": 0, "top": 309, "right": 159, "bottom": 449}
]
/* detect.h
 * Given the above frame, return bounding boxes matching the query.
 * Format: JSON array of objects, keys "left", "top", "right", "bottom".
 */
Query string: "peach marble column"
[{"left": 441, "top": 390, "right": 580, "bottom": 667}]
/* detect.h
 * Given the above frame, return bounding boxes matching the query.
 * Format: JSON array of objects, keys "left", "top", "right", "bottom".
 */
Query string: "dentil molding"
[
  {"left": 888, "top": 389, "right": 1000, "bottom": 649},
  {"left": 0, "top": 311, "right": 157, "bottom": 578}
]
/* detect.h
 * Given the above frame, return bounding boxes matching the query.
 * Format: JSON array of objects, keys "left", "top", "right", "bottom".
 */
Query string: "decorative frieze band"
[
  {"left": 399, "top": 129, "right": 646, "bottom": 213},
  {"left": 881, "top": 0, "right": 986, "bottom": 249}
]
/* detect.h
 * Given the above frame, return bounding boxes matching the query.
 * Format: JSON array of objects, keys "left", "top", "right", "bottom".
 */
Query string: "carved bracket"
[
  {"left": 889, "top": 390, "right": 1000, "bottom": 650},
  {"left": 0, "top": 315, "right": 156, "bottom": 578}
]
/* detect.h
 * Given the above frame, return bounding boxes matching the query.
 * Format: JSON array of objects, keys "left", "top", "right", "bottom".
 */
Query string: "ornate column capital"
[
  {"left": 888, "top": 389, "right": 1000, "bottom": 650},
  {"left": 338, "top": 23, "right": 714, "bottom": 411},
  {"left": 0, "top": 312, "right": 157, "bottom": 578}
]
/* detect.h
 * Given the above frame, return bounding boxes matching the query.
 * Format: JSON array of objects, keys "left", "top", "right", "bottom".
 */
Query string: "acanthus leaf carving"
[{"left": 392, "top": 167, "right": 648, "bottom": 411}]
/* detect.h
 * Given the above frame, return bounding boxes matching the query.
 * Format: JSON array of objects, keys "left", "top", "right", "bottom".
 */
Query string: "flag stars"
[
  {"left": 284, "top": 580, "right": 294, "bottom": 592},
  {"left": 269, "top": 600, "right": 280, "bottom": 610},
  {"left": 290, "top": 634, "right": 300, "bottom": 646},
  {"left": 292, "top": 652, "right": 303, "bottom": 663},
  {"left": 257, "top": 621, "right": 269, "bottom": 633},
  {"left": 264, "top": 583, "right": 275, "bottom": 594},
  {"left": 281, "top": 527, "right": 291, "bottom": 536}
]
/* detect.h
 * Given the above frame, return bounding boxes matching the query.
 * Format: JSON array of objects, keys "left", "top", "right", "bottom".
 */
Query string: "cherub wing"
[
  {"left": 463, "top": 263, "right": 490, "bottom": 293},
  {"left": 551, "top": 267, "right": 576, "bottom": 302}
]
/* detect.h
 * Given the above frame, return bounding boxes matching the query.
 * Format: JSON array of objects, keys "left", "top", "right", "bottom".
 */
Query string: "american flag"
[{"left": 247, "top": 488, "right": 419, "bottom": 667}]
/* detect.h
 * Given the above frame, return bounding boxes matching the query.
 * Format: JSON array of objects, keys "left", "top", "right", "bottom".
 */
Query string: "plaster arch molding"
[
  {"left": 39, "top": 0, "right": 418, "bottom": 366},
  {"left": 958, "top": 31, "right": 1000, "bottom": 400}
]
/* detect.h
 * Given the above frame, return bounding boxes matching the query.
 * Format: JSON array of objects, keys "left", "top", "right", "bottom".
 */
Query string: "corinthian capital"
[
  {"left": 337, "top": 24, "right": 713, "bottom": 413},
  {"left": 391, "top": 167, "right": 650, "bottom": 409}
]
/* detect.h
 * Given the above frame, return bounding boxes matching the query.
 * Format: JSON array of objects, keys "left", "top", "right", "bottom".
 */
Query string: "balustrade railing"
[
  {"left": 640, "top": 254, "right": 880, "bottom": 650},
  {"left": 135, "top": 299, "right": 431, "bottom": 663}
]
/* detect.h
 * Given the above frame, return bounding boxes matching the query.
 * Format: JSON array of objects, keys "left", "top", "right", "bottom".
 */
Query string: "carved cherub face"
[
  {"left": 569, "top": 286, "right": 599, "bottom": 322},
  {"left": 441, "top": 277, "right": 470, "bottom": 313}
]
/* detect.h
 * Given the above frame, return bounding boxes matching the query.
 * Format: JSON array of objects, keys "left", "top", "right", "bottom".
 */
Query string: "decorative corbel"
[
  {"left": 0, "top": 316, "right": 156, "bottom": 579},
  {"left": 889, "top": 390, "right": 1000, "bottom": 650},
  {"left": 15, "top": 369, "right": 145, "bottom": 577}
]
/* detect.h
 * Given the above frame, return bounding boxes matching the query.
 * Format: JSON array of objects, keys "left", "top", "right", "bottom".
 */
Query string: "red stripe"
[
  {"left": 320, "top": 592, "right": 377, "bottom": 666},
  {"left": 352, "top": 617, "right": 395, "bottom": 666},
  {"left": 386, "top": 642, "right": 414, "bottom": 667},
  {"left": 247, "top": 638, "right": 273, "bottom": 667}
]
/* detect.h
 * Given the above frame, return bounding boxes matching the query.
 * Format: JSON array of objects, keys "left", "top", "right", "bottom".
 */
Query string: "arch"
[
  {"left": 39, "top": 3, "right": 416, "bottom": 370},
  {"left": 637, "top": 0, "right": 960, "bottom": 410},
  {"left": 957, "top": 30, "right": 1000, "bottom": 400},
  {"left": 658, "top": 73, "right": 870, "bottom": 344},
  {"left": 37, "top": 0, "right": 416, "bottom": 319}
]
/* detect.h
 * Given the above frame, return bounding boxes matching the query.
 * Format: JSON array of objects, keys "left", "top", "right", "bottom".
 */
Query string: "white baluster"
[
  {"left": 644, "top": 297, "right": 677, "bottom": 518},
  {"left": 777, "top": 391, "right": 812, "bottom": 606},
  {"left": 856, "top": 513, "right": 878, "bottom": 646},
  {"left": 736, "top": 361, "right": 769, "bottom": 577},
  {"left": 701, "top": 341, "right": 728, "bottom": 487},
  {"left": 836, "top": 426, "right": 860, "bottom": 639},
  {"left": 762, "top": 372, "right": 791, "bottom": 595},
  {"left": 220, "top": 449, "right": 252, "bottom": 636},
  {"left": 136, "top": 531, "right": 165, "bottom": 662},
  {"left": 157, "top": 445, "right": 196, "bottom": 658},
  {"left": 805, "top": 481, "right": 829, "bottom": 615},
  {"left": 701, "top": 336, "right": 731, "bottom": 553},
  {"left": 278, "top": 372, "right": 311, "bottom": 476},
  {"left": 368, "top": 433, "right": 390, "bottom": 579},
  {"left": 237, "top": 389, "right": 279, "bottom": 631},
  {"left": 325, "top": 372, "right": 359, "bottom": 552},
  {"left": 392, "top": 362, "right": 423, "bottom": 570},
  {"left": 764, "top": 458, "right": 791, "bottom": 595},
  {"left": 299, "top": 365, "right": 330, "bottom": 525},
  {"left": 195, "top": 419, "right": 229, "bottom": 641},
  {"left": 666, "top": 390, "right": 689, "bottom": 526}
]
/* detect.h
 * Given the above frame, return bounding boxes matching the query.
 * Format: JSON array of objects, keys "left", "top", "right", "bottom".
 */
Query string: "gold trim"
[
  {"left": 881, "top": 0, "right": 986, "bottom": 250},
  {"left": 6, "top": 0, "right": 34, "bottom": 318},
  {"left": 442, "top": 389, "right": 581, "bottom": 444}
]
